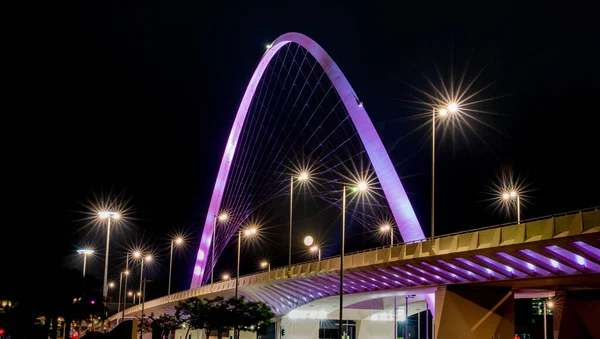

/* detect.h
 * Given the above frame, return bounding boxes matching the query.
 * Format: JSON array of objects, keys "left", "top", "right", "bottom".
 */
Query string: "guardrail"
[{"left": 236, "top": 206, "right": 600, "bottom": 278}]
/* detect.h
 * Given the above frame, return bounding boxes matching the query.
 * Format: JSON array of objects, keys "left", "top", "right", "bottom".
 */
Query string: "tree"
[
  {"left": 226, "top": 297, "right": 275, "bottom": 339},
  {"left": 149, "top": 313, "right": 182, "bottom": 339},
  {"left": 175, "top": 297, "right": 211, "bottom": 339},
  {"left": 205, "top": 297, "right": 230, "bottom": 339},
  {"left": 174, "top": 296, "right": 275, "bottom": 339}
]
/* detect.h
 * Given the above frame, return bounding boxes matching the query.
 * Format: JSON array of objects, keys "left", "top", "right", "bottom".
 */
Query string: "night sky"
[{"left": 3, "top": 1, "right": 599, "bottom": 302}]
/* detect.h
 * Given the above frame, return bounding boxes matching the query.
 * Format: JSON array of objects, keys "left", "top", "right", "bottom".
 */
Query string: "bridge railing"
[
  {"left": 430, "top": 205, "right": 599, "bottom": 241},
  {"left": 236, "top": 206, "right": 600, "bottom": 276}
]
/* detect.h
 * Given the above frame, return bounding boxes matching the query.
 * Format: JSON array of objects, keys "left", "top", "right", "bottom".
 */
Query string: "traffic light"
[{"left": 280, "top": 328, "right": 285, "bottom": 336}]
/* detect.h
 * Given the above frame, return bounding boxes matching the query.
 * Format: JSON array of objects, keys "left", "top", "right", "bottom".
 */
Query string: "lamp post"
[
  {"left": 77, "top": 249, "right": 94, "bottom": 278},
  {"left": 128, "top": 291, "right": 138, "bottom": 304},
  {"left": 502, "top": 190, "right": 521, "bottom": 224},
  {"left": 98, "top": 210, "right": 119, "bottom": 333},
  {"left": 212, "top": 213, "right": 228, "bottom": 285},
  {"left": 134, "top": 252, "right": 152, "bottom": 302},
  {"left": 431, "top": 104, "right": 457, "bottom": 242},
  {"left": 121, "top": 253, "right": 130, "bottom": 323},
  {"left": 260, "top": 261, "right": 270, "bottom": 272},
  {"left": 289, "top": 172, "right": 309, "bottom": 268},
  {"left": 543, "top": 299, "right": 553, "bottom": 339},
  {"left": 98, "top": 211, "right": 120, "bottom": 300},
  {"left": 310, "top": 245, "right": 321, "bottom": 261},
  {"left": 236, "top": 226, "right": 258, "bottom": 299},
  {"left": 168, "top": 237, "right": 184, "bottom": 295},
  {"left": 379, "top": 224, "right": 393, "bottom": 247},
  {"left": 304, "top": 236, "right": 321, "bottom": 261},
  {"left": 339, "top": 181, "right": 369, "bottom": 339},
  {"left": 117, "top": 270, "right": 129, "bottom": 324},
  {"left": 139, "top": 278, "right": 151, "bottom": 339},
  {"left": 221, "top": 274, "right": 230, "bottom": 281}
]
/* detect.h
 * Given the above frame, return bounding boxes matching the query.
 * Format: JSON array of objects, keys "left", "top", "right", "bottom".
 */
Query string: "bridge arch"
[{"left": 191, "top": 32, "right": 424, "bottom": 288}]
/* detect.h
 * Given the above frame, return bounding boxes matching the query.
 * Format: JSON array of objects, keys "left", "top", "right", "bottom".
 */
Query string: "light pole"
[
  {"left": 304, "top": 235, "right": 321, "bottom": 261},
  {"left": 502, "top": 190, "right": 521, "bottom": 224},
  {"left": 212, "top": 213, "right": 228, "bottom": 285},
  {"left": 431, "top": 104, "right": 457, "bottom": 242},
  {"left": 236, "top": 226, "right": 258, "bottom": 299},
  {"left": 117, "top": 270, "right": 129, "bottom": 324},
  {"left": 121, "top": 253, "right": 130, "bottom": 323},
  {"left": 99, "top": 209, "right": 119, "bottom": 334},
  {"left": 98, "top": 211, "right": 120, "bottom": 300},
  {"left": 289, "top": 171, "right": 309, "bottom": 268},
  {"left": 221, "top": 274, "right": 230, "bottom": 281},
  {"left": 168, "top": 237, "right": 184, "bottom": 295},
  {"left": 139, "top": 278, "right": 151, "bottom": 339},
  {"left": 379, "top": 224, "right": 393, "bottom": 247},
  {"left": 77, "top": 249, "right": 94, "bottom": 278},
  {"left": 260, "top": 261, "right": 270, "bottom": 272},
  {"left": 134, "top": 252, "right": 152, "bottom": 302},
  {"left": 339, "top": 181, "right": 369, "bottom": 339},
  {"left": 543, "top": 298, "right": 553, "bottom": 339},
  {"left": 128, "top": 291, "right": 135, "bottom": 304},
  {"left": 310, "top": 245, "right": 321, "bottom": 261}
]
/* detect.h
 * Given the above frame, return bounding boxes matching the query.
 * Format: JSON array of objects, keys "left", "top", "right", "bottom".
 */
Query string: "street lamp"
[
  {"left": 379, "top": 224, "right": 393, "bottom": 247},
  {"left": 135, "top": 253, "right": 152, "bottom": 303},
  {"left": 117, "top": 270, "right": 129, "bottom": 324},
  {"left": 260, "top": 261, "right": 270, "bottom": 272},
  {"left": 431, "top": 103, "right": 457, "bottom": 242},
  {"left": 127, "top": 291, "right": 137, "bottom": 304},
  {"left": 77, "top": 249, "right": 94, "bottom": 278},
  {"left": 339, "top": 180, "right": 369, "bottom": 339},
  {"left": 304, "top": 236, "right": 321, "bottom": 261},
  {"left": 310, "top": 245, "right": 321, "bottom": 261},
  {"left": 212, "top": 212, "right": 229, "bottom": 285},
  {"left": 108, "top": 282, "right": 115, "bottom": 289},
  {"left": 502, "top": 190, "right": 521, "bottom": 224},
  {"left": 221, "top": 273, "right": 230, "bottom": 281},
  {"left": 289, "top": 171, "right": 310, "bottom": 268},
  {"left": 121, "top": 253, "right": 131, "bottom": 323},
  {"left": 168, "top": 237, "right": 184, "bottom": 295},
  {"left": 543, "top": 298, "right": 554, "bottom": 339},
  {"left": 236, "top": 226, "right": 258, "bottom": 299},
  {"left": 98, "top": 211, "right": 120, "bottom": 301}
]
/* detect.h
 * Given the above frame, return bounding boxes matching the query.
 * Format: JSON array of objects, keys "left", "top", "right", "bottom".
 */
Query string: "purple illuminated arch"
[{"left": 191, "top": 32, "right": 424, "bottom": 288}]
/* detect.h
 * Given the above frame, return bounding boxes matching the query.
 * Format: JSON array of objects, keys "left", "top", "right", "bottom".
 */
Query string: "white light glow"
[
  {"left": 299, "top": 172, "right": 309, "bottom": 181},
  {"left": 447, "top": 103, "right": 458, "bottom": 113},
  {"left": 304, "top": 236, "right": 314, "bottom": 246},
  {"left": 357, "top": 181, "right": 368, "bottom": 192},
  {"left": 98, "top": 211, "right": 119, "bottom": 219},
  {"left": 380, "top": 224, "right": 391, "bottom": 232},
  {"left": 244, "top": 227, "right": 258, "bottom": 236}
]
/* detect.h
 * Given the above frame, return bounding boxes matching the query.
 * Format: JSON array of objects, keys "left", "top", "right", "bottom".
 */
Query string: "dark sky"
[{"left": 3, "top": 1, "right": 599, "bottom": 301}]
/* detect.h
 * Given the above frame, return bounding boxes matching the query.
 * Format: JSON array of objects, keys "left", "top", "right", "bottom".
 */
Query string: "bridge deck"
[{"left": 110, "top": 207, "right": 599, "bottom": 321}]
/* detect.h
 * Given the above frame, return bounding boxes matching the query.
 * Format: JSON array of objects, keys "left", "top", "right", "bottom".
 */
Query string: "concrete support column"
[
  {"left": 553, "top": 290, "right": 600, "bottom": 339},
  {"left": 434, "top": 286, "right": 514, "bottom": 339}
]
